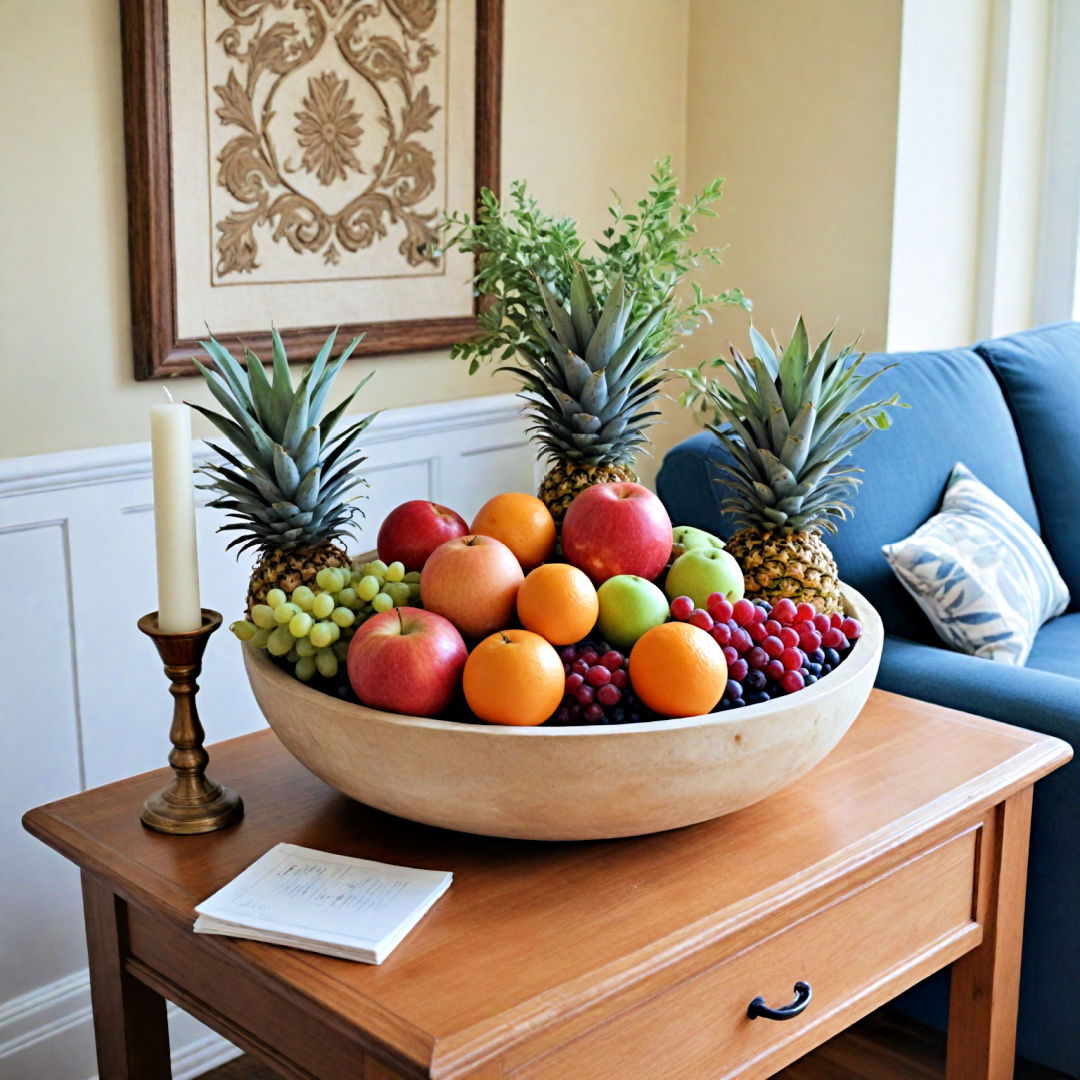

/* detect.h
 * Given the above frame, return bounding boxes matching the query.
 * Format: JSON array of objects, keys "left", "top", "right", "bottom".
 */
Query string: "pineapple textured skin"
[
  {"left": 726, "top": 528, "right": 842, "bottom": 614},
  {"left": 245, "top": 541, "right": 350, "bottom": 615},
  {"left": 539, "top": 461, "right": 637, "bottom": 523}
]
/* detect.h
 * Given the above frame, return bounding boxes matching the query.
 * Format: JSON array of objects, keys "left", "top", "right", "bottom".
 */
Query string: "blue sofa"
[{"left": 657, "top": 322, "right": 1080, "bottom": 1077}]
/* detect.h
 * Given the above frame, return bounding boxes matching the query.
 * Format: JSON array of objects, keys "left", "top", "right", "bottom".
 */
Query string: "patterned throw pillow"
[{"left": 882, "top": 463, "right": 1070, "bottom": 664}]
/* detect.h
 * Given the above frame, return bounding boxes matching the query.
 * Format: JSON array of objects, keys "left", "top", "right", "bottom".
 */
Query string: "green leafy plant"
[{"left": 441, "top": 156, "right": 749, "bottom": 374}]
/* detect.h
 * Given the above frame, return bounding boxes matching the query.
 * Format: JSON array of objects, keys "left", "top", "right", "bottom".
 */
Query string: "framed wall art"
[{"left": 120, "top": 0, "right": 502, "bottom": 379}]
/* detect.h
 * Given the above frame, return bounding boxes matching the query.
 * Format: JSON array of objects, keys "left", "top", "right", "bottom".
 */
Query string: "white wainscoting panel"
[{"left": 0, "top": 393, "right": 533, "bottom": 1079}]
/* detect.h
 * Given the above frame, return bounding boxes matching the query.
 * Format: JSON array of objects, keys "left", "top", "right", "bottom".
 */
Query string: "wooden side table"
[{"left": 24, "top": 690, "right": 1070, "bottom": 1080}]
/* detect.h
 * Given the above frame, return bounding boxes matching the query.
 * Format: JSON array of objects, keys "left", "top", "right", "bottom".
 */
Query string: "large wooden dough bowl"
[{"left": 244, "top": 585, "right": 883, "bottom": 841}]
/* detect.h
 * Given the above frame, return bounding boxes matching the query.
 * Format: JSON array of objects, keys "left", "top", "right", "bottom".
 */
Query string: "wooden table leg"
[
  {"left": 946, "top": 787, "right": 1033, "bottom": 1080},
  {"left": 82, "top": 872, "right": 172, "bottom": 1080}
]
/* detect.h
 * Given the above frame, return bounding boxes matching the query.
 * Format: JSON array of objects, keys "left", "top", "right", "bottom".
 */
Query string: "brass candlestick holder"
[{"left": 137, "top": 609, "right": 243, "bottom": 834}]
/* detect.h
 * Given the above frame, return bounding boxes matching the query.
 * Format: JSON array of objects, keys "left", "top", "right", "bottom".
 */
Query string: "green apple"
[
  {"left": 664, "top": 548, "right": 745, "bottom": 608},
  {"left": 671, "top": 525, "right": 725, "bottom": 561},
  {"left": 596, "top": 575, "right": 671, "bottom": 651}
]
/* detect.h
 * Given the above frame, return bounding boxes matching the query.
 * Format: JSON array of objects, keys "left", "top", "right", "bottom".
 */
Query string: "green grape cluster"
[{"left": 230, "top": 561, "right": 421, "bottom": 682}]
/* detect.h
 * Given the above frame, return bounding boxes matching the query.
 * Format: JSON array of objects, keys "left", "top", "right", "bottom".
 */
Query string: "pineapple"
[
  {"left": 506, "top": 264, "right": 668, "bottom": 521},
  {"left": 703, "top": 318, "right": 902, "bottom": 613},
  {"left": 190, "top": 328, "right": 376, "bottom": 613}
]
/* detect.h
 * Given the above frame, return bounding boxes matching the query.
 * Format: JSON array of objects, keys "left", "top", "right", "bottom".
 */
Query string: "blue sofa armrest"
[
  {"left": 877, "top": 634, "right": 1080, "bottom": 755},
  {"left": 876, "top": 634, "right": 1079, "bottom": 1076}
]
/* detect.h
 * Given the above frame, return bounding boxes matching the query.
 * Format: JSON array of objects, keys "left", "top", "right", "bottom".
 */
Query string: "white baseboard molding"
[
  {"left": 0, "top": 392, "right": 532, "bottom": 1079},
  {"left": 0, "top": 968, "right": 241, "bottom": 1080}
]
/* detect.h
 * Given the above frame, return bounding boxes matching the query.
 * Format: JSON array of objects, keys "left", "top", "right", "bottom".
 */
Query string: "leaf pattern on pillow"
[{"left": 882, "top": 463, "right": 1070, "bottom": 665}]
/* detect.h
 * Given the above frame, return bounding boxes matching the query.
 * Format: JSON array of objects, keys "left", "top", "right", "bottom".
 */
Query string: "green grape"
[
  {"left": 286, "top": 647, "right": 300, "bottom": 663},
  {"left": 266, "top": 588, "right": 287, "bottom": 609},
  {"left": 230, "top": 619, "right": 257, "bottom": 641},
  {"left": 408, "top": 583, "right": 421, "bottom": 600},
  {"left": 310, "top": 621, "right": 335, "bottom": 649},
  {"left": 357, "top": 575, "right": 380, "bottom": 602},
  {"left": 273, "top": 602, "right": 301, "bottom": 625},
  {"left": 289, "top": 612, "right": 314, "bottom": 638},
  {"left": 295, "top": 656, "right": 317, "bottom": 681},
  {"left": 315, "top": 648, "right": 339, "bottom": 678},
  {"left": 316, "top": 567, "right": 345, "bottom": 592},
  {"left": 291, "top": 585, "right": 316, "bottom": 611},
  {"left": 251, "top": 627, "right": 272, "bottom": 649},
  {"left": 251, "top": 604, "right": 276, "bottom": 630},
  {"left": 332, "top": 640, "right": 350, "bottom": 661},
  {"left": 384, "top": 581, "right": 410, "bottom": 605},
  {"left": 267, "top": 626, "right": 294, "bottom": 656},
  {"left": 331, "top": 606, "right": 355, "bottom": 628},
  {"left": 367, "top": 559, "right": 389, "bottom": 577},
  {"left": 371, "top": 591, "right": 393, "bottom": 613},
  {"left": 385, "top": 561, "right": 405, "bottom": 583},
  {"left": 311, "top": 592, "right": 335, "bottom": 619},
  {"left": 403, "top": 571, "right": 421, "bottom": 584},
  {"left": 295, "top": 636, "right": 317, "bottom": 658},
  {"left": 337, "top": 587, "right": 360, "bottom": 610}
]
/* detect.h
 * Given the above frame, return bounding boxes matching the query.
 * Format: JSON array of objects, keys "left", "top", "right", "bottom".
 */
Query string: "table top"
[{"left": 24, "top": 689, "right": 1070, "bottom": 1077}]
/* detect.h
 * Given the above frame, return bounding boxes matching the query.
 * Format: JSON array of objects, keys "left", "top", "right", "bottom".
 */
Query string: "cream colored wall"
[
  {"left": 684, "top": 0, "right": 903, "bottom": 371},
  {"left": 0, "top": 0, "right": 690, "bottom": 477}
]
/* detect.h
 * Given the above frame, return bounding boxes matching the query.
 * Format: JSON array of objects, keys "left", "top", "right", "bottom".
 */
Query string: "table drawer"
[{"left": 513, "top": 830, "right": 978, "bottom": 1080}]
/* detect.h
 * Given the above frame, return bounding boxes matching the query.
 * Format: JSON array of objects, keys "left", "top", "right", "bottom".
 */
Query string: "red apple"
[
  {"left": 562, "top": 482, "right": 673, "bottom": 585},
  {"left": 347, "top": 607, "right": 467, "bottom": 717},
  {"left": 377, "top": 500, "right": 468, "bottom": 571},
  {"left": 420, "top": 535, "right": 524, "bottom": 639}
]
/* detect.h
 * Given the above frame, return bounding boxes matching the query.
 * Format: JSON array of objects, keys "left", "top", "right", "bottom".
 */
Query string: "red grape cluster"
[
  {"left": 550, "top": 641, "right": 655, "bottom": 725},
  {"left": 668, "top": 594, "right": 862, "bottom": 709}
]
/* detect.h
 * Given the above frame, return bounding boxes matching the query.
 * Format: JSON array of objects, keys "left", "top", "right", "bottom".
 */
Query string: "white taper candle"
[{"left": 150, "top": 397, "right": 203, "bottom": 632}]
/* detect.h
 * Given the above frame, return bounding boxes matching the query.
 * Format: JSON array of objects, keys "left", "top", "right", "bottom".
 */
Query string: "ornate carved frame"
[{"left": 120, "top": 0, "right": 502, "bottom": 380}]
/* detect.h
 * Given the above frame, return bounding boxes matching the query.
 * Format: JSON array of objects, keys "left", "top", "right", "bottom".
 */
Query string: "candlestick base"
[
  {"left": 140, "top": 779, "right": 243, "bottom": 835},
  {"left": 138, "top": 609, "right": 244, "bottom": 836}
]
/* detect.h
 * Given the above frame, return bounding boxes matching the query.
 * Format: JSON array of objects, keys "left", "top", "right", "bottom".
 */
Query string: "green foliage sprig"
[{"left": 441, "top": 156, "right": 750, "bottom": 373}]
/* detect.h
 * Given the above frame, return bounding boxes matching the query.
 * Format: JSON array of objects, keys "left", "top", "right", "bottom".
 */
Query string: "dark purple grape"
[
  {"left": 823, "top": 647, "right": 841, "bottom": 667},
  {"left": 730, "top": 697, "right": 746, "bottom": 709},
  {"left": 808, "top": 648, "right": 826, "bottom": 664},
  {"left": 745, "top": 668, "right": 767, "bottom": 691},
  {"left": 724, "top": 679, "right": 743, "bottom": 700}
]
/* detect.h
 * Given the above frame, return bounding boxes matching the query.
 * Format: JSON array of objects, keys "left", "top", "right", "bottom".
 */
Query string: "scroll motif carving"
[{"left": 212, "top": 0, "right": 442, "bottom": 277}]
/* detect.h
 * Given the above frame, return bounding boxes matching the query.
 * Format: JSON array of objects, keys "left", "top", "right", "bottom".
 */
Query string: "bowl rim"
[{"left": 245, "top": 583, "right": 882, "bottom": 738}]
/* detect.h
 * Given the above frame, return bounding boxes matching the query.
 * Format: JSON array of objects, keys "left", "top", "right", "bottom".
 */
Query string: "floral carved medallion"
[{"left": 209, "top": 0, "right": 445, "bottom": 281}]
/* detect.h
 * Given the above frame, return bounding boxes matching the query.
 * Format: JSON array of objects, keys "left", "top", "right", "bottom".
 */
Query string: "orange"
[
  {"left": 463, "top": 629, "right": 565, "bottom": 726},
  {"left": 517, "top": 563, "right": 599, "bottom": 645},
  {"left": 629, "top": 622, "right": 728, "bottom": 718},
  {"left": 471, "top": 492, "right": 556, "bottom": 572}
]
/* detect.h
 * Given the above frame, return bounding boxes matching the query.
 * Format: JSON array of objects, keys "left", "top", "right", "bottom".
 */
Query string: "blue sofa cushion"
[
  {"left": 1026, "top": 612, "right": 1080, "bottom": 680},
  {"left": 658, "top": 348, "right": 1040, "bottom": 643},
  {"left": 976, "top": 322, "right": 1080, "bottom": 607},
  {"left": 656, "top": 430, "right": 741, "bottom": 536}
]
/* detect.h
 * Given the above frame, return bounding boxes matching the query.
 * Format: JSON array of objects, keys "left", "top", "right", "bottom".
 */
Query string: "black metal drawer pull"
[{"left": 747, "top": 981, "right": 812, "bottom": 1021}]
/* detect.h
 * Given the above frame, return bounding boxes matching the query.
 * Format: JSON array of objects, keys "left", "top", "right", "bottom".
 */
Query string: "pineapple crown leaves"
[
  {"left": 685, "top": 316, "right": 906, "bottom": 536},
  {"left": 187, "top": 328, "right": 379, "bottom": 557},
  {"left": 495, "top": 263, "right": 668, "bottom": 466},
  {"left": 440, "top": 156, "right": 750, "bottom": 376}
]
